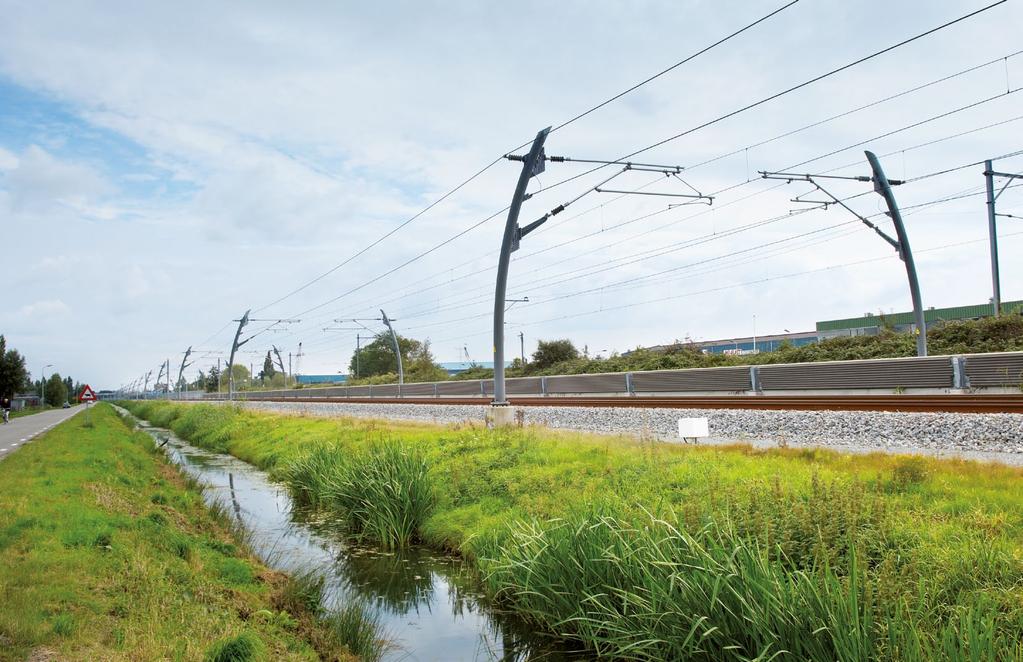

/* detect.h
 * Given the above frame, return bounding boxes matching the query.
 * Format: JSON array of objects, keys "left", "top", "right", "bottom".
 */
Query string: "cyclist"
[{"left": 1, "top": 397, "right": 10, "bottom": 424}]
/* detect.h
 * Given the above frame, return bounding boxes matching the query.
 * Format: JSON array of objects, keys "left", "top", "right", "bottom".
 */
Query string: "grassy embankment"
[
  {"left": 0, "top": 403, "right": 381, "bottom": 661},
  {"left": 124, "top": 401, "right": 1023, "bottom": 661}
]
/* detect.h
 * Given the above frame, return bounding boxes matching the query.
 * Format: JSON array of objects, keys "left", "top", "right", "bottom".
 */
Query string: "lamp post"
[{"left": 40, "top": 363, "right": 52, "bottom": 407}]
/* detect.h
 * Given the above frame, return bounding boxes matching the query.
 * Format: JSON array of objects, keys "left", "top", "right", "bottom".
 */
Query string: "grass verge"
[
  {"left": 0, "top": 403, "right": 369, "bottom": 661},
  {"left": 123, "top": 401, "right": 1023, "bottom": 661}
]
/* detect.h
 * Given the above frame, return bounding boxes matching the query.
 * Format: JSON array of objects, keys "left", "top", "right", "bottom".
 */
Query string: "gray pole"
[
  {"left": 356, "top": 335, "right": 361, "bottom": 379},
  {"left": 493, "top": 128, "right": 550, "bottom": 405},
  {"left": 227, "top": 309, "right": 251, "bottom": 401},
  {"left": 984, "top": 159, "right": 1001, "bottom": 317},
  {"left": 177, "top": 346, "right": 192, "bottom": 398},
  {"left": 519, "top": 331, "right": 525, "bottom": 365},
  {"left": 380, "top": 309, "right": 403, "bottom": 386},
  {"left": 865, "top": 150, "right": 927, "bottom": 357},
  {"left": 217, "top": 358, "right": 221, "bottom": 394}
]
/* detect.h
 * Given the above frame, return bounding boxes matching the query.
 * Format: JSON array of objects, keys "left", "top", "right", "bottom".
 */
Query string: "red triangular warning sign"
[{"left": 79, "top": 385, "right": 97, "bottom": 402}]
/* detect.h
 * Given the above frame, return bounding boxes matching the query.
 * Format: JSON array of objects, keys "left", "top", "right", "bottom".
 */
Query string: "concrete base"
[{"left": 486, "top": 405, "right": 520, "bottom": 428}]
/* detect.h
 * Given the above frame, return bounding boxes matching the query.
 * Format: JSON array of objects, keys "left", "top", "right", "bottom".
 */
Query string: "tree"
[
  {"left": 0, "top": 335, "right": 30, "bottom": 399},
  {"left": 406, "top": 339, "right": 448, "bottom": 382},
  {"left": 348, "top": 333, "right": 446, "bottom": 382},
  {"left": 260, "top": 352, "right": 276, "bottom": 383},
  {"left": 45, "top": 373, "right": 68, "bottom": 406},
  {"left": 531, "top": 339, "right": 580, "bottom": 370},
  {"left": 64, "top": 376, "right": 74, "bottom": 399},
  {"left": 348, "top": 333, "right": 415, "bottom": 378},
  {"left": 204, "top": 367, "right": 222, "bottom": 393},
  {"left": 225, "top": 364, "right": 251, "bottom": 390}
]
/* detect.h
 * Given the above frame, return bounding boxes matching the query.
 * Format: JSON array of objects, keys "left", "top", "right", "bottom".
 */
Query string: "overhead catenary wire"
[
  {"left": 166, "top": 6, "right": 1017, "bottom": 380},
  {"left": 260, "top": 4, "right": 1006, "bottom": 338},
  {"left": 515, "top": 0, "right": 1011, "bottom": 203},
  {"left": 236, "top": 44, "right": 1023, "bottom": 363},
  {"left": 276, "top": 133, "right": 1023, "bottom": 359},
  {"left": 430, "top": 227, "right": 1023, "bottom": 346},
  {"left": 344, "top": 115, "right": 1023, "bottom": 328},
  {"left": 394, "top": 183, "right": 1023, "bottom": 336},
  {"left": 246, "top": 1, "right": 799, "bottom": 319},
  {"left": 285, "top": 54, "right": 1023, "bottom": 336}
]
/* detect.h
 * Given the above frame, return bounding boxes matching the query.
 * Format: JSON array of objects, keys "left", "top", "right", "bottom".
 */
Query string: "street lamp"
[{"left": 40, "top": 363, "right": 52, "bottom": 407}]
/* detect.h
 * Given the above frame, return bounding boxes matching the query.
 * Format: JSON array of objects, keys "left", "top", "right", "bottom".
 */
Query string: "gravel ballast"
[{"left": 232, "top": 400, "right": 1023, "bottom": 465}]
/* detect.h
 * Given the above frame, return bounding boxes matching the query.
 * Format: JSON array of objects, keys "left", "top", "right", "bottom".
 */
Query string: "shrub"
[{"left": 203, "top": 631, "right": 265, "bottom": 662}]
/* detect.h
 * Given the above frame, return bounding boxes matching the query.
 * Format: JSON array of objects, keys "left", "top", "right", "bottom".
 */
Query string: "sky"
[{"left": 1, "top": 0, "right": 1022, "bottom": 390}]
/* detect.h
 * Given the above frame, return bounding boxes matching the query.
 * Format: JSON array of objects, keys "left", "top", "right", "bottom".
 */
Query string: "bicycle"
[{"left": 1, "top": 408, "right": 9, "bottom": 424}]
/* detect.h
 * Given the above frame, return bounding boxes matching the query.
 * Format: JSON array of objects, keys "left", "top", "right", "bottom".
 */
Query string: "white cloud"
[
  {"left": 33, "top": 255, "right": 81, "bottom": 272},
  {"left": 18, "top": 299, "right": 71, "bottom": 318},
  {"left": 3, "top": 145, "right": 111, "bottom": 212},
  {"left": 0, "top": 146, "right": 18, "bottom": 170}
]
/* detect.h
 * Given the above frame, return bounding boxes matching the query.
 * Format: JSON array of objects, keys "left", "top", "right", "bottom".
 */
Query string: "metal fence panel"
[
  {"left": 436, "top": 381, "right": 485, "bottom": 396},
  {"left": 759, "top": 356, "right": 953, "bottom": 390},
  {"left": 401, "top": 383, "right": 436, "bottom": 396},
  {"left": 483, "top": 377, "right": 543, "bottom": 395},
  {"left": 546, "top": 373, "right": 628, "bottom": 394},
  {"left": 631, "top": 366, "right": 752, "bottom": 392},
  {"left": 964, "top": 352, "right": 1023, "bottom": 387}
]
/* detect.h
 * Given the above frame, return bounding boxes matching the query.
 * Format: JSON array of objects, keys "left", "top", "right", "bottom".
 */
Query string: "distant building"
[
  {"left": 437, "top": 361, "right": 511, "bottom": 376},
  {"left": 633, "top": 331, "right": 818, "bottom": 356},
  {"left": 11, "top": 393, "right": 41, "bottom": 410},
  {"left": 633, "top": 300, "right": 1022, "bottom": 356},
  {"left": 816, "top": 300, "right": 1022, "bottom": 339},
  {"left": 295, "top": 374, "right": 348, "bottom": 385},
  {"left": 696, "top": 331, "right": 819, "bottom": 355}
]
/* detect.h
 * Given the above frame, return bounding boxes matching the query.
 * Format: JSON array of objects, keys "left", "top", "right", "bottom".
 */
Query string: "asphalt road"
[{"left": 0, "top": 405, "right": 85, "bottom": 461}]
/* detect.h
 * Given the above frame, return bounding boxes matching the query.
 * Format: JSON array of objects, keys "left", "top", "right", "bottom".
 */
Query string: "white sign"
[{"left": 678, "top": 417, "right": 709, "bottom": 442}]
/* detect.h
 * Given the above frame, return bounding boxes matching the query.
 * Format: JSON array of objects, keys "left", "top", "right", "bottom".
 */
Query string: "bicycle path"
[{"left": 0, "top": 405, "right": 85, "bottom": 461}]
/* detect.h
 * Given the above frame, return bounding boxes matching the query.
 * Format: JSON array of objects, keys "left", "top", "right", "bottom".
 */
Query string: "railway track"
[{"left": 244, "top": 394, "right": 1023, "bottom": 414}]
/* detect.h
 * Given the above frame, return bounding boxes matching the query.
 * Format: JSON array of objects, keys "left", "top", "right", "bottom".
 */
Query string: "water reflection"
[{"left": 129, "top": 415, "right": 579, "bottom": 661}]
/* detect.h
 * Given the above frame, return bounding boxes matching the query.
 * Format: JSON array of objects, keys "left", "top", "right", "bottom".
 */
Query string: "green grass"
[
  {"left": 122, "top": 401, "right": 1023, "bottom": 661},
  {"left": 284, "top": 440, "right": 434, "bottom": 548},
  {"left": 0, "top": 403, "right": 364, "bottom": 661},
  {"left": 322, "top": 602, "right": 386, "bottom": 661}
]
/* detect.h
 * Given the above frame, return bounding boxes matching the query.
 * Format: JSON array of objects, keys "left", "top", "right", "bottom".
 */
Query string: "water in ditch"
[{"left": 126, "top": 413, "right": 576, "bottom": 661}]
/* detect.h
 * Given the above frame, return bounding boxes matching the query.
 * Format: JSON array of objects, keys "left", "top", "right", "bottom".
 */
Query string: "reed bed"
[{"left": 284, "top": 440, "right": 434, "bottom": 549}]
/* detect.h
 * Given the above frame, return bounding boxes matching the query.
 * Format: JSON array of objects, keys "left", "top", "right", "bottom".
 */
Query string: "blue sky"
[{"left": 1, "top": 1, "right": 1022, "bottom": 388}]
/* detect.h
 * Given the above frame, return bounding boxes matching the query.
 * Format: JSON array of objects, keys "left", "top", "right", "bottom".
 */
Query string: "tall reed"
[
  {"left": 478, "top": 509, "right": 1016, "bottom": 661},
  {"left": 283, "top": 440, "right": 435, "bottom": 549}
]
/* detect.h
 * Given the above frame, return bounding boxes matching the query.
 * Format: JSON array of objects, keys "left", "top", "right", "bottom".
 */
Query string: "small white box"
[{"left": 678, "top": 417, "right": 709, "bottom": 442}]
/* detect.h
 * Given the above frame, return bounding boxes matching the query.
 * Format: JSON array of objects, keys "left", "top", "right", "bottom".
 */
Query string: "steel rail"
[{"left": 238, "top": 394, "right": 1023, "bottom": 414}]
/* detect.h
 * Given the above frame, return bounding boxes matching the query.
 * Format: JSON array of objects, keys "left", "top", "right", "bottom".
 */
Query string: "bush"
[
  {"left": 531, "top": 339, "right": 580, "bottom": 370},
  {"left": 204, "top": 631, "right": 265, "bottom": 662}
]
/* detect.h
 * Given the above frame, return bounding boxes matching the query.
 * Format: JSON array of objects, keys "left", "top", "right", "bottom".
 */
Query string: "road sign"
[{"left": 79, "top": 385, "right": 97, "bottom": 403}]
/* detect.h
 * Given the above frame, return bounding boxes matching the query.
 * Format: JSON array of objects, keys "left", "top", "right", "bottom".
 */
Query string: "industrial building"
[
  {"left": 640, "top": 300, "right": 1022, "bottom": 356},
  {"left": 816, "top": 300, "right": 1022, "bottom": 338}
]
